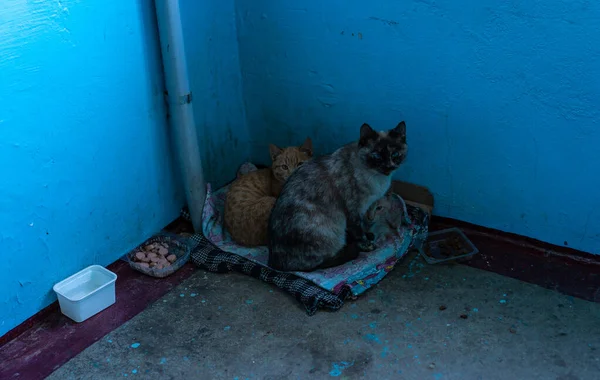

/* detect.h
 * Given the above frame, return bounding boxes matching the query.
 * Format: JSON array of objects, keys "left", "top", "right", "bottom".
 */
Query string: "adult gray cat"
[{"left": 268, "top": 121, "right": 408, "bottom": 271}]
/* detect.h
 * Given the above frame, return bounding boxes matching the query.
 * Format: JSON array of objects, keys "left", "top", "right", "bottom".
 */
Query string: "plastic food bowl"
[
  {"left": 125, "top": 232, "right": 191, "bottom": 278},
  {"left": 419, "top": 227, "right": 479, "bottom": 264},
  {"left": 53, "top": 265, "right": 117, "bottom": 323}
]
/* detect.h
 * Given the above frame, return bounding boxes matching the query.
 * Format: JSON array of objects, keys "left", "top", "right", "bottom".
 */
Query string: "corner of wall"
[
  {"left": 232, "top": 0, "right": 253, "bottom": 165},
  {"left": 232, "top": 2, "right": 252, "bottom": 165}
]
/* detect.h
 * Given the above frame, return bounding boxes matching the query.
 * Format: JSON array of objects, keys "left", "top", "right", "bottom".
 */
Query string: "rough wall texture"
[
  {"left": 235, "top": 0, "right": 600, "bottom": 254},
  {"left": 181, "top": 0, "right": 250, "bottom": 188},
  {"left": 0, "top": 1, "right": 184, "bottom": 336}
]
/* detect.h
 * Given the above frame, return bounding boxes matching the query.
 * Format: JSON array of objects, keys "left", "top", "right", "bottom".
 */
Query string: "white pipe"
[{"left": 154, "top": 0, "right": 205, "bottom": 232}]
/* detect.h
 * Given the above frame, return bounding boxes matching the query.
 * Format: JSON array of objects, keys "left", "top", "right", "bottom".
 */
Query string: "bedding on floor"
[{"left": 181, "top": 175, "right": 429, "bottom": 314}]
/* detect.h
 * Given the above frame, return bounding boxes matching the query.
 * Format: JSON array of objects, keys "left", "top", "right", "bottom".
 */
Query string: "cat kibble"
[{"left": 132, "top": 240, "right": 178, "bottom": 271}]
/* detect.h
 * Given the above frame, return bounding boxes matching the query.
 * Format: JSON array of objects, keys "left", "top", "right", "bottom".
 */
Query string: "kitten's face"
[
  {"left": 358, "top": 121, "right": 408, "bottom": 176},
  {"left": 366, "top": 191, "right": 394, "bottom": 223},
  {"left": 366, "top": 197, "right": 389, "bottom": 223},
  {"left": 269, "top": 137, "right": 313, "bottom": 183}
]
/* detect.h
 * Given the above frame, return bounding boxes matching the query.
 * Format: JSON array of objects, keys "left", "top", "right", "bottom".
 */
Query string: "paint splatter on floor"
[
  {"left": 364, "top": 334, "right": 381, "bottom": 343},
  {"left": 329, "top": 361, "right": 354, "bottom": 377},
  {"left": 130, "top": 343, "right": 140, "bottom": 349},
  {"left": 245, "top": 299, "right": 253, "bottom": 305},
  {"left": 381, "top": 346, "right": 390, "bottom": 358},
  {"left": 224, "top": 326, "right": 231, "bottom": 331},
  {"left": 402, "top": 257, "right": 425, "bottom": 279}
]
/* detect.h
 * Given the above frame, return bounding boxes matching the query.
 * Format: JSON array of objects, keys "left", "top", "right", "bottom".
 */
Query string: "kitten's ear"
[
  {"left": 389, "top": 121, "right": 406, "bottom": 141},
  {"left": 300, "top": 137, "right": 313, "bottom": 156},
  {"left": 359, "top": 123, "right": 377, "bottom": 146},
  {"left": 269, "top": 144, "right": 283, "bottom": 162}
]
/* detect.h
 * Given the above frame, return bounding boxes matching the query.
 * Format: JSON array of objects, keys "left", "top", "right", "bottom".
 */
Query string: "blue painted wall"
[
  {"left": 180, "top": 0, "right": 250, "bottom": 187},
  {"left": 0, "top": 1, "right": 184, "bottom": 336},
  {"left": 235, "top": 0, "right": 600, "bottom": 254},
  {"left": 1, "top": 0, "right": 598, "bottom": 338}
]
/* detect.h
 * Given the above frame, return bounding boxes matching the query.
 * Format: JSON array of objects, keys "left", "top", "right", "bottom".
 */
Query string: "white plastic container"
[{"left": 53, "top": 265, "right": 117, "bottom": 322}]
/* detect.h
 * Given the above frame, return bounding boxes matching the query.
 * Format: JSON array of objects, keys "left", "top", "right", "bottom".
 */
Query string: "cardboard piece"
[{"left": 391, "top": 180, "right": 434, "bottom": 216}]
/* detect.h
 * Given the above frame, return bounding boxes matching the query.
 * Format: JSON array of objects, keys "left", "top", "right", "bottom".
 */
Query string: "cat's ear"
[
  {"left": 389, "top": 121, "right": 406, "bottom": 141},
  {"left": 269, "top": 144, "right": 283, "bottom": 162},
  {"left": 300, "top": 137, "right": 313, "bottom": 156},
  {"left": 359, "top": 123, "right": 377, "bottom": 146}
]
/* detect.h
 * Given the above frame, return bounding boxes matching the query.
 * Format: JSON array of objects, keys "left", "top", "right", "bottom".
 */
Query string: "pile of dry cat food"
[
  {"left": 427, "top": 233, "right": 471, "bottom": 258},
  {"left": 131, "top": 242, "right": 178, "bottom": 270}
]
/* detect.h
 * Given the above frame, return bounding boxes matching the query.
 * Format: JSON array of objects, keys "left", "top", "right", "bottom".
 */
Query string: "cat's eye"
[
  {"left": 281, "top": 165, "right": 289, "bottom": 170},
  {"left": 376, "top": 206, "right": 383, "bottom": 211},
  {"left": 391, "top": 152, "right": 400, "bottom": 159},
  {"left": 298, "top": 162, "right": 304, "bottom": 166},
  {"left": 370, "top": 152, "right": 381, "bottom": 160}
]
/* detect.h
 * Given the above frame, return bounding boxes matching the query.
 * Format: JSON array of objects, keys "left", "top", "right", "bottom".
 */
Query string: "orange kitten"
[{"left": 224, "top": 138, "right": 313, "bottom": 246}]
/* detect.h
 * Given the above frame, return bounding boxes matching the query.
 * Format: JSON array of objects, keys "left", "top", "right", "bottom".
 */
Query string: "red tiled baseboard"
[{"left": 430, "top": 217, "right": 600, "bottom": 303}]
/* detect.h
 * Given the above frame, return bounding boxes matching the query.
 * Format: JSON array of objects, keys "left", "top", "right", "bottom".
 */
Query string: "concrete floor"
[{"left": 49, "top": 253, "right": 600, "bottom": 380}]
